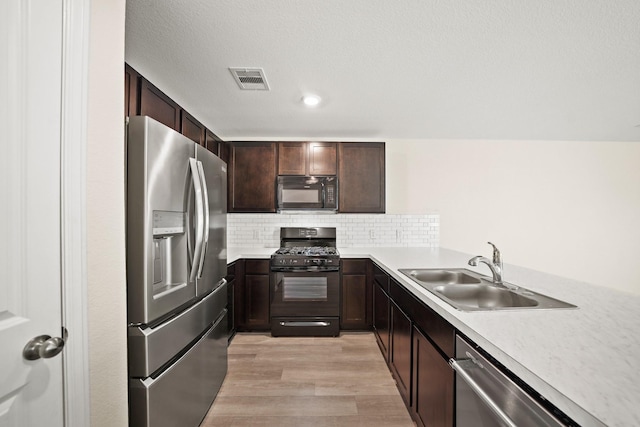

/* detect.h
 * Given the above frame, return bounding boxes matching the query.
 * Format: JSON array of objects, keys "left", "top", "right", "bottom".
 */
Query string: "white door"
[{"left": 0, "top": 0, "right": 66, "bottom": 425}]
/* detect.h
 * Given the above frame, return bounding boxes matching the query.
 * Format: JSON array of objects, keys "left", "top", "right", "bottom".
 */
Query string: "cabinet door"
[
  {"left": 218, "top": 141, "right": 230, "bottom": 164},
  {"left": 338, "top": 142, "right": 385, "bottom": 213},
  {"left": 238, "top": 260, "right": 270, "bottom": 331},
  {"left": 390, "top": 301, "right": 412, "bottom": 407},
  {"left": 244, "top": 274, "right": 270, "bottom": 330},
  {"left": 373, "top": 281, "right": 390, "bottom": 361},
  {"left": 308, "top": 142, "right": 337, "bottom": 175},
  {"left": 205, "top": 129, "right": 222, "bottom": 156},
  {"left": 124, "top": 63, "right": 140, "bottom": 117},
  {"left": 233, "top": 260, "right": 245, "bottom": 330},
  {"left": 227, "top": 263, "right": 237, "bottom": 341},
  {"left": 340, "top": 259, "right": 370, "bottom": 330},
  {"left": 139, "top": 78, "right": 181, "bottom": 131},
  {"left": 278, "top": 142, "right": 307, "bottom": 175},
  {"left": 277, "top": 142, "right": 337, "bottom": 176},
  {"left": 180, "top": 110, "right": 205, "bottom": 145},
  {"left": 412, "top": 327, "right": 454, "bottom": 427},
  {"left": 229, "top": 142, "right": 277, "bottom": 212}
]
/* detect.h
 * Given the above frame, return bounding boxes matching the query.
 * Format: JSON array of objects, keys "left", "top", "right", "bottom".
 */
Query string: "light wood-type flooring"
[{"left": 201, "top": 332, "right": 416, "bottom": 427}]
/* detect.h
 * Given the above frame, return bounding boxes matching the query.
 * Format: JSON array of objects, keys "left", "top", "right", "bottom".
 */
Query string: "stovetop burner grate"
[{"left": 274, "top": 246, "right": 339, "bottom": 256}]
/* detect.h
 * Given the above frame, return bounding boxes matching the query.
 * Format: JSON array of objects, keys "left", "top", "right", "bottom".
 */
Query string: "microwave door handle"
[
  {"left": 196, "top": 160, "right": 209, "bottom": 278},
  {"left": 188, "top": 158, "right": 204, "bottom": 284}
]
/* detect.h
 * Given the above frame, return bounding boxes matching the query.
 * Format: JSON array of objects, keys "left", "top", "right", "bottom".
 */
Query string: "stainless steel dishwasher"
[{"left": 450, "top": 335, "right": 571, "bottom": 427}]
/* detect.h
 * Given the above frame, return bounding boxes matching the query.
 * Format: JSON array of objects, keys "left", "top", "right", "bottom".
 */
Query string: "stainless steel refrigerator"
[{"left": 126, "top": 116, "right": 228, "bottom": 427}]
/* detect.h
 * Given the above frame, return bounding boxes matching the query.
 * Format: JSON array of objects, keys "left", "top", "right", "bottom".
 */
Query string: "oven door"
[{"left": 270, "top": 271, "right": 339, "bottom": 317}]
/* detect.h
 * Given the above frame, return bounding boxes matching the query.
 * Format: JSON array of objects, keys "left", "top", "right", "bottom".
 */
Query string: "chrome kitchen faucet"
[{"left": 468, "top": 242, "right": 503, "bottom": 284}]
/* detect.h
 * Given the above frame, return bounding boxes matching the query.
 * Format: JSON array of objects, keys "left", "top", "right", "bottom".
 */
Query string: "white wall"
[
  {"left": 86, "top": 0, "right": 128, "bottom": 425},
  {"left": 386, "top": 139, "right": 640, "bottom": 295}
]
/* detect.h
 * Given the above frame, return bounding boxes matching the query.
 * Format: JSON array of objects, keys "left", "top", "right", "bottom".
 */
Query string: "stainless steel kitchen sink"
[
  {"left": 406, "top": 269, "right": 481, "bottom": 285},
  {"left": 398, "top": 268, "right": 576, "bottom": 311}
]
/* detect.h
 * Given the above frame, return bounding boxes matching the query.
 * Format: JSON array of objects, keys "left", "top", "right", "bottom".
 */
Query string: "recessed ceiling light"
[{"left": 302, "top": 95, "right": 321, "bottom": 107}]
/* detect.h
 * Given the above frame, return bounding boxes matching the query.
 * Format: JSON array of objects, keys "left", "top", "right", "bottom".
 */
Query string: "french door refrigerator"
[{"left": 126, "top": 116, "right": 228, "bottom": 427}]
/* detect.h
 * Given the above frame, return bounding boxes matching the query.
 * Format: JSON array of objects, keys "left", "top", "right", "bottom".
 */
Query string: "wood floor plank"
[
  {"left": 203, "top": 332, "right": 415, "bottom": 426},
  {"left": 207, "top": 395, "right": 358, "bottom": 417},
  {"left": 217, "top": 379, "right": 316, "bottom": 397}
]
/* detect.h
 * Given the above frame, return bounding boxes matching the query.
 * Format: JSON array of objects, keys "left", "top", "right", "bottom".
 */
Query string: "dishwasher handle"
[{"left": 449, "top": 358, "right": 518, "bottom": 427}]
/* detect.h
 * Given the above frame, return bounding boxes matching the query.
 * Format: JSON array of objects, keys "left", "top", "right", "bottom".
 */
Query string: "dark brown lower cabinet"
[
  {"left": 373, "top": 278, "right": 390, "bottom": 361},
  {"left": 226, "top": 262, "right": 236, "bottom": 342},
  {"left": 235, "top": 259, "right": 271, "bottom": 331},
  {"left": 412, "top": 326, "right": 454, "bottom": 427},
  {"left": 371, "top": 261, "right": 455, "bottom": 427},
  {"left": 244, "top": 274, "right": 270, "bottom": 329},
  {"left": 340, "top": 259, "right": 371, "bottom": 330},
  {"left": 390, "top": 300, "right": 412, "bottom": 407}
]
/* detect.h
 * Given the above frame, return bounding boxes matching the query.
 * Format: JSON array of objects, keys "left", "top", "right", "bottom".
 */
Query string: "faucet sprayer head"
[{"left": 468, "top": 256, "right": 482, "bottom": 266}]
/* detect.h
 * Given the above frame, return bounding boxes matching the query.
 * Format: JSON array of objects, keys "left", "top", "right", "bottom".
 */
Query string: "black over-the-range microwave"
[{"left": 276, "top": 176, "right": 338, "bottom": 212}]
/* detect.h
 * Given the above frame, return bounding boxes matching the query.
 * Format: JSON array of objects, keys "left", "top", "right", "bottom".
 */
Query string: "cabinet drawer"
[
  {"left": 412, "top": 306, "right": 455, "bottom": 359},
  {"left": 245, "top": 259, "right": 270, "bottom": 275},
  {"left": 390, "top": 277, "right": 455, "bottom": 359},
  {"left": 341, "top": 259, "right": 367, "bottom": 274},
  {"left": 389, "top": 278, "right": 415, "bottom": 313},
  {"left": 373, "top": 262, "right": 389, "bottom": 293}
]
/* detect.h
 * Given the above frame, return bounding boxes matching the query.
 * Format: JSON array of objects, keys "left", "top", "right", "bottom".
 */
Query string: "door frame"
[{"left": 60, "top": 0, "right": 91, "bottom": 425}]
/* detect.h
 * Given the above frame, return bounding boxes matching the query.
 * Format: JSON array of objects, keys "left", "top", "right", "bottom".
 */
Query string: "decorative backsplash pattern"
[{"left": 227, "top": 214, "right": 440, "bottom": 248}]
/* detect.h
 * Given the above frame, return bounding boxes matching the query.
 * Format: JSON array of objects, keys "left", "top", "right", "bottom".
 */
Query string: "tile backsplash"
[{"left": 227, "top": 213, "right": 439, "bottom": 248}]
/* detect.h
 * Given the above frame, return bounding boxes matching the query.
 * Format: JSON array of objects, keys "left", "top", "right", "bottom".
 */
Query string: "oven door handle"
[
  {"left": 449, "top": 358, "right": 518, "bottom": 427},
  {"left": 279, "top": 321, "right": 331, "bottom": 327}
]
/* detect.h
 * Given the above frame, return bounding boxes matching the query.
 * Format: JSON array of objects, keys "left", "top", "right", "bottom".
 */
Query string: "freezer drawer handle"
[
  {"left": 449, "top": 358, "right": 518, "bottom": 427},
  {"left": 279, "top": 321, "right": 331, "bottom": 327}
]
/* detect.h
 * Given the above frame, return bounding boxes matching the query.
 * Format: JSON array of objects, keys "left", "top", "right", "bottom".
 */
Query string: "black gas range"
[
  {"left": 270, "top": 227, "right": 340, "bottom": 272},
  {"left": 270, "top": 227, "right": 341, "bottom": 337}
]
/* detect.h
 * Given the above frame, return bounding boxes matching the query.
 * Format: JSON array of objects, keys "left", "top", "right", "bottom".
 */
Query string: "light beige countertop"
[{"left": 227, "top": 246, "right": 640, "bottom": 427}]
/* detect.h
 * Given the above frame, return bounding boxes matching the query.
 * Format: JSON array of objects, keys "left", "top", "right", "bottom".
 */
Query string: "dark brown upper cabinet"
[
  {"left": 139, "top": 78, "right": 181, "bottom": 132},
  {"left": 125, "top": 63, "right": 224, "bottom": 157},
  {"left": 278, "top": 142, "right": 337, "bottom": 176},
  {"left": 205, "top": 129, "right": 222, "bottom": 156},
  {"left": 124, "top": 64, "right": 140, "bottom": 118},
  {"left": 228, "top": 142, "right": 277, "bottom": 212},
  {"left": 180, "top": 110, "right": 205, "bottom": 145},
  {"left": 338, "top": 142, "right": 385, "bottom": 213}
]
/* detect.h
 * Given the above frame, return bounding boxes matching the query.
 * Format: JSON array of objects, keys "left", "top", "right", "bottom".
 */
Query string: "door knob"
[{"left": 23, "top": 328, "right": 67, "bottom": 360}]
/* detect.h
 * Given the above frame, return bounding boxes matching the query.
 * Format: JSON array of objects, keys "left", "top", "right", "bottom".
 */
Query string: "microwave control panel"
[{"left": 326, "top": 186, "right": 335, "bottom": 204}]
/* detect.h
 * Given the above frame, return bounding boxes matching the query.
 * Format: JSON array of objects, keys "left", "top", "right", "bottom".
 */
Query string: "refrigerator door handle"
[
  {"left": 195, "top": 160, "right": 209, "bottom": 279},
  {"left": 188, "top": 158, "right": 204, "bottom": 284}
]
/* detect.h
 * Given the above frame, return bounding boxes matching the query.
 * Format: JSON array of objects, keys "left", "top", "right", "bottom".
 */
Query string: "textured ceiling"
[{"left": 125, "top": 0, "right": 640, "bottom": 142}]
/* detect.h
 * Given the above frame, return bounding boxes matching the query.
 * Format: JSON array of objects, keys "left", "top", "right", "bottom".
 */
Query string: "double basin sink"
[{"left": 399, "top": 268, "right": 576, "bottom": 312}]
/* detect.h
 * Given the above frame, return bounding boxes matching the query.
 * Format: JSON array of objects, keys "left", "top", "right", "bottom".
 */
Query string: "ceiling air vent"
[{"left": 229, "top": 67, "right": 270, "bottom": 90}]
